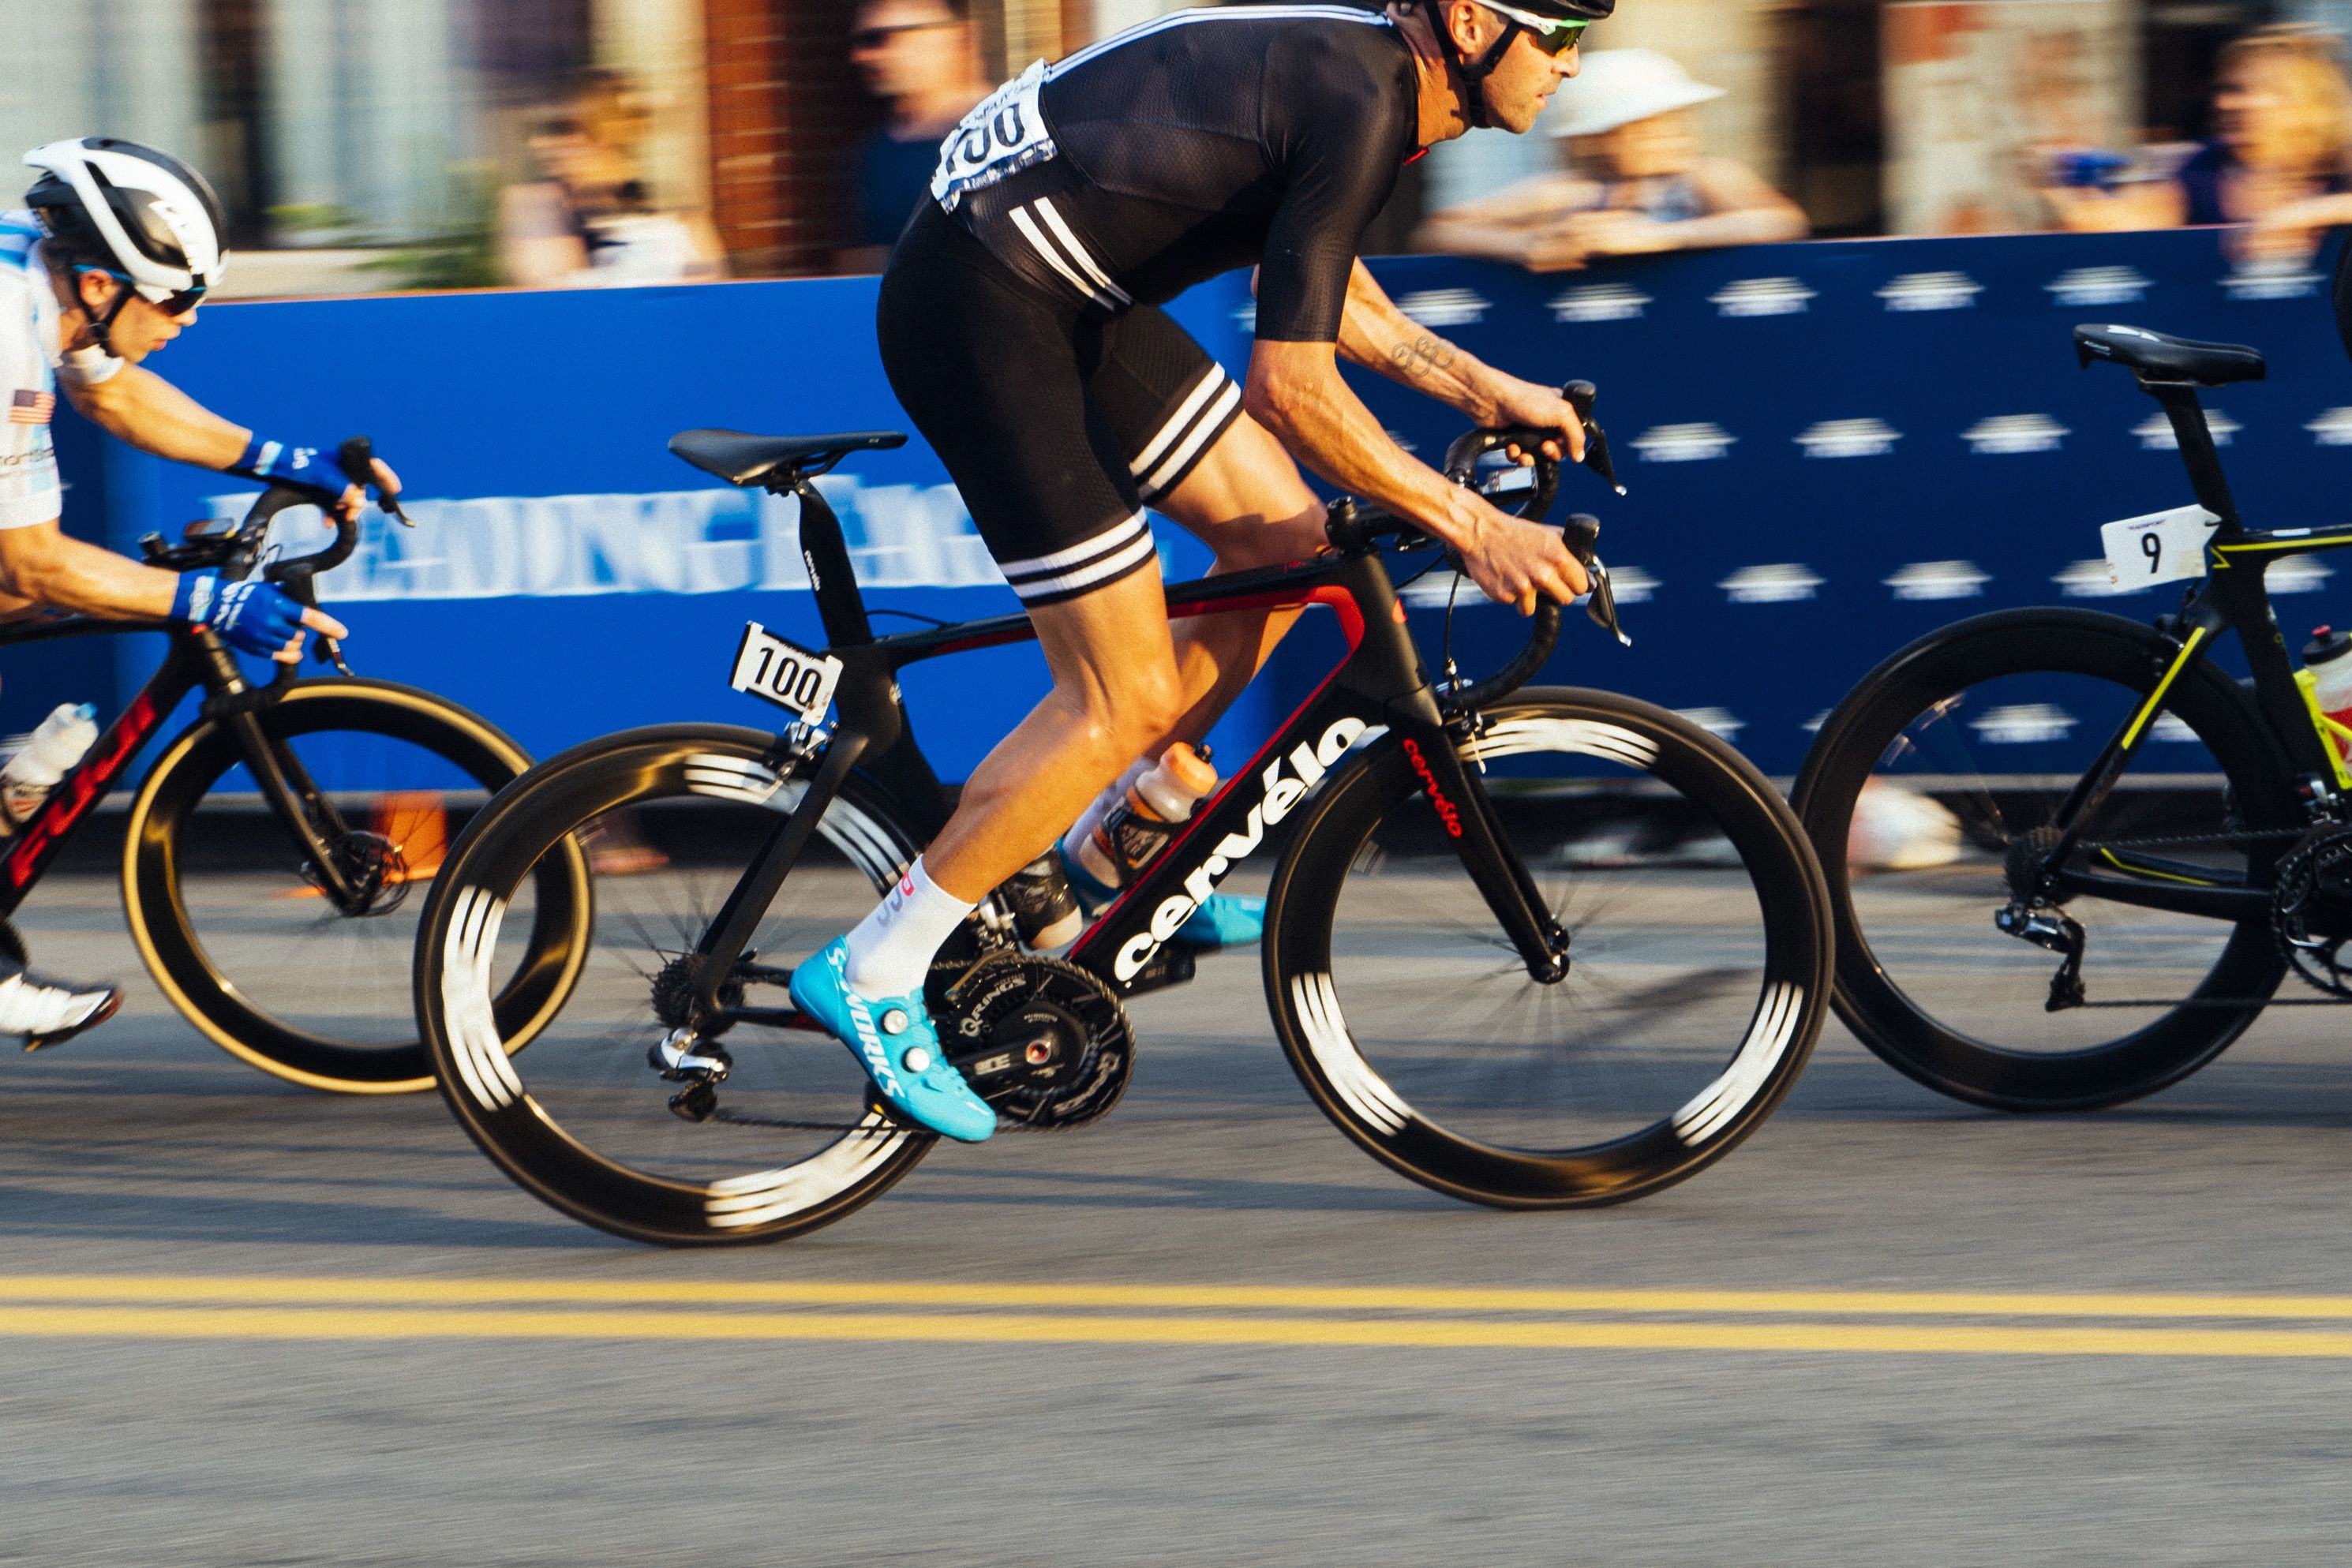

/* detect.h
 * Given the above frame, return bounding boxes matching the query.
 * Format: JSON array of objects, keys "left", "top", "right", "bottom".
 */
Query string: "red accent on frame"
[
  {"left": 1066, "top": 587, "right": 1372, "bottom": 964},
  {"left": 3, "top": 687, "right": 165, "bottom": 889}
]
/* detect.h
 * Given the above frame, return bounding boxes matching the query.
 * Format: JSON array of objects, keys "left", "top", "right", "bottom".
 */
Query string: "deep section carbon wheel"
[
  {"left": 124, "top": 678, "right": 582, "bottom": 1092},
  {"left": 416, "top": 725, "right": 936, "bottom": 1245},
  {"left": 1792, "top": 608, "right": 2300, "bottom": 1111},
  {"left": 1264, "top": 689, "right": 1833, "bottom": 1207}
]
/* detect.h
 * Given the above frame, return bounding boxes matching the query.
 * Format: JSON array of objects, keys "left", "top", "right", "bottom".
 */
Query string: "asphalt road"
[{"left": 5, "top": 870, "right": 2352, "bottom": 1566}]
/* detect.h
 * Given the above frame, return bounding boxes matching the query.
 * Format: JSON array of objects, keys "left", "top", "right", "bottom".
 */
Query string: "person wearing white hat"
[{"left": 1415, "top": 47, "right": 1804, "bottom": 269}]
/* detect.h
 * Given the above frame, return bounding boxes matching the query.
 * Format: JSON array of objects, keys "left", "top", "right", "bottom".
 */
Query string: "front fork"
[
  {"left": 193, "top": 635, "right": 373, "bottom": 912},
  {"left": 1420, "top": 713, "right": 1569, "bottom": 982}
]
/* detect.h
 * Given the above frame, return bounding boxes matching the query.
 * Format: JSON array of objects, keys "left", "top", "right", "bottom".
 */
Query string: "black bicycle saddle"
[
  {"left": 2073, "top": 324, "right": 2267, "bottom": 387},
  {"left": 669, "top": 428, "right": 908, "bottom": 488}
]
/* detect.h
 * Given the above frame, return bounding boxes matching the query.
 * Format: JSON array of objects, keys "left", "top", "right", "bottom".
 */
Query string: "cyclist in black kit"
[{"left": 792, "top": 1, "right": 1608, "bottom": 1142}]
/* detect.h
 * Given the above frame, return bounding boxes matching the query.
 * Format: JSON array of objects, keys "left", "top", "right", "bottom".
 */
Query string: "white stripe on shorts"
[
  {"left": 1000, "top": 512, "right": 1156, "bottom": 602},
  {"left": 1137, "top": 377, "right": 1242, "bottom": 500}
]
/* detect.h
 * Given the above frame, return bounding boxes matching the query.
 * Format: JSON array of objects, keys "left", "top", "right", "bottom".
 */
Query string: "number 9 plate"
[
  {"left": 2099, "top": 503, "right": 2220, "bottom": 591},
  {"left": 729, "top": 621, "right": 844, "bottom": 725}
]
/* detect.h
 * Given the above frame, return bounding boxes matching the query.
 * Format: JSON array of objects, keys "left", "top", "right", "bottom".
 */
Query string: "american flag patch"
[{"left": 7, "top": 390, "right": 53, "bottom": 425}]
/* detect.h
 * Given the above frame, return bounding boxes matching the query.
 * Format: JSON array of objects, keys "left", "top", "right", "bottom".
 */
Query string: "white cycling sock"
[{"left": 843, "top": 855, "right": 976, "bottom": 1000}]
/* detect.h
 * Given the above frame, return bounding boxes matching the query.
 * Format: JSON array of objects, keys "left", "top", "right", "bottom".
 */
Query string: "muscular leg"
[
  {"left": 1147, "top": 410, "right": 1328, "bottom": 748},
  {"left": 920, "top": 559, "right": 1186, "bottom": 903}
]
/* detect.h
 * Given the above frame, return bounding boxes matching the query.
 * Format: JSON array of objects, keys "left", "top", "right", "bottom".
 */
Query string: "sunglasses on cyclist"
[
  {"left": 1484, "top": 3, "right": 1591, "bottom": 54},
  {"left": 80, "top": 267, "right": 206, "bottom": 319}
]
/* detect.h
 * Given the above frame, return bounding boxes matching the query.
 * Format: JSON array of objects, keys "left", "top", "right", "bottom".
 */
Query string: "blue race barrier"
[{"left": 51, "top": 223, "right": 2352, "bottom": 784}]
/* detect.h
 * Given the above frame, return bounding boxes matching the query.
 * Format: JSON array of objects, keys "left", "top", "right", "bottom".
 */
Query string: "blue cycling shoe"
[
  {"left": 1057, "top": 844, "right": 1264, "bottom": 949},
  {"left": 788, "top": 938, "right": 996, "bottom": 1143}
]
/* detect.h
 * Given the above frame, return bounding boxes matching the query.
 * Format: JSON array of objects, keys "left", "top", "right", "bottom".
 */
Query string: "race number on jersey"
[{"left": 931, "top": 60, "right": 1057, "bottom": 211}]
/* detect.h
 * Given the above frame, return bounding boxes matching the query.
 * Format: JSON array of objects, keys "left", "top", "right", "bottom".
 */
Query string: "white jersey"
[{"left": 0, "top": 211, "right": 121, "bottom": 530}]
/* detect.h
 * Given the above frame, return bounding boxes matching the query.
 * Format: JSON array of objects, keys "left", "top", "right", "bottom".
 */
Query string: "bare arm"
[
  {"left": 62, "top": 365, "right": 247, "bottom": 470},
  {"left": 1242, "top": 339, "right": 1586, "bottom": 612},
  {"left": 1410, "top": 175, "right": 1594, "bottom": 264},
  {"left": 1335, "top": 261, "right": 1586, "bottom": 461},
  {"left": 0, "top": 520, "right": 179, "bottom": 620}
]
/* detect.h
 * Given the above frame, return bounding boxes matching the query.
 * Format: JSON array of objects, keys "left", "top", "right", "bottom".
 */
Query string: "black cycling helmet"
[
  {"left": 1413, "top": 0, "right": 1615, "bottom": 129},
  {"left": 23, "top": 137, "right": 227, "bottom": 349}
]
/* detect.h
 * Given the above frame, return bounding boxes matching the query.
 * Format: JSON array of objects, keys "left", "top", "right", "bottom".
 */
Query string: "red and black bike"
[
  {"left": 2, "top": 443, "right": 580, "bottom": 1092},
  {"left": 414, "top": 396, "right": 1832, "bottom": 1244}
]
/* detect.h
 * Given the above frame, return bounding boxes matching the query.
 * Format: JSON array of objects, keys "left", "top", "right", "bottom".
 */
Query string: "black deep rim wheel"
[
  {"left": 416, "top": 725, "right": 934, "bottom": 1246},
  {"left": 124, "top": 679, "right": 586, "bottom": 1093},
  {"left": 1263, "top": 689, "right": 1833, "bottom": 1208},
  {"left": 1792, "top": 608, "right": 2298, "bottom": 1112}
]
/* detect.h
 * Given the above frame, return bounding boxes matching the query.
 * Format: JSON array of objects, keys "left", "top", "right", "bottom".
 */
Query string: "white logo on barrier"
[
  {"left": 2134, "top": 409, "right": 2238, "bottom": 449},
  {"left": 1801, "top": 709, "right": 1830, "bottom": 733},
  {"left": 1674, "top": 706, "right": 1744, "bottom": 740},
  {"left": 1972, "top": 703, "right": 2075, "bottom": 744},
  {"left": 1548, "top": 282, "right": 1650, "bottom": 323},
  {"left": 216, "top": 474, "right": 1006, "bottom": 603},
  {"left": 2223, "top": 262, "right": 2320, "bottom": 301},
  {"left": 2149, "top": 712, "right": 2199, "bottom": 743},
  {"left": 2054, "top": 559, "right": 2138, "bottom": 597},
  {"left": 1718, "top": 563, "right": 1822, "bottom": 603},
  {"left": 1397, "top": 288, "right": 1489, "bottom": 327},
  {"left": 1605, "top": 564, "right": 1658, "bottom": 604},
  {"left": 2270, "top": 556, "right": 2333, "bottom": 595},
  {"left": 1964, "top": 414, "right": 2069, "bottom": 455},
  {"left": 1884, "top": 560, "right": 1989, "bottom": 601},
  {"left": 1632, "top": 421, "right": 1736, "bottom": 462},
  {"left": 1233, "top": 300, "right": 1257, "bottom": 333},
  {"left": 2308, "top": 408, "right": 2352, "bottom": 446},
  {"left": 1878, "top": 271, "right": 1981, "bottom": 311},
  {"left": 1709, "top": 277, "right": 1814, "bottom": 317},
  {"left": 2045, "top": 266, "right": 2149, "bottom": 306},
  {"left": 1796, "top": 418, "right": 1901, "bottom": 458}
]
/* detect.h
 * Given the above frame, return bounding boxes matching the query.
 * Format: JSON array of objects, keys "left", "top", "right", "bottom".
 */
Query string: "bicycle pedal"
[{"left": 1120, "top": 940, "right": 1197, "bottom": 997}]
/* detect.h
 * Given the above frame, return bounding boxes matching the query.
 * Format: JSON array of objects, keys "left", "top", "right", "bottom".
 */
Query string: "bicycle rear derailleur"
[{"left": 1996, "top": 824, "right": 2086, "bottom": 1011}]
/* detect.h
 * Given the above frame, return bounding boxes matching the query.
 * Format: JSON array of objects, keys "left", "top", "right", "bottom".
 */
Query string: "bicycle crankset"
[
  {"left": 2273, "top": 826, "right": 2352, "bottom": 996},
  {"left": 941, "top": 952, "right": 1133, "bottom": 1130}
]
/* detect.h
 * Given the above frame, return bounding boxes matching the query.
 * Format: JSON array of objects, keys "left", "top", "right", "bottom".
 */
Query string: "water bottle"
[
  {"left": 2303, "top": 626, "right": 2352, "bottom": 762},
  {"left": 1075, "top": 743, "right": 1219, "bottom": 889},
  {"left": 0, "top": 702, "right": 99, "bottom": 832}
]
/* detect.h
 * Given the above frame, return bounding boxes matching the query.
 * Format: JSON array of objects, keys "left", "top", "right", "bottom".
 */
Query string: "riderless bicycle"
[
  {"left": 414, "top": 394, "right": 1833, "bottom": 1244},
  {"left": 1797, "top": 322, "right": 2352, "bottom": 1112}
]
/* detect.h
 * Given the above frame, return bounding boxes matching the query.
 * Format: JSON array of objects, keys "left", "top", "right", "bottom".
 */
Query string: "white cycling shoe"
[{"left": 1, "top": 970, "right": 122, "bottom": 1050}]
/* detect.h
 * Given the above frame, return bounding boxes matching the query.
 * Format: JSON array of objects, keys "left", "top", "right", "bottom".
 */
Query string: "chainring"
[
  {"left": 940, "top": 952, "right": 1133, "bottom": 1130},
  {"left": 2271, "top": 825, "right": 2352, "bottom": 997}
]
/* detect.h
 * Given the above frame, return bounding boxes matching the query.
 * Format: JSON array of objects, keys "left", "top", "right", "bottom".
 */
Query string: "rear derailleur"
[{"left": 1996, "top": 824, "right": 2084, "bottom": 1012}]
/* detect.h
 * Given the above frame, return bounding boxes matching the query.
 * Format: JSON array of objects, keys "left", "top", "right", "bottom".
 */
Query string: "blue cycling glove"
[
  {"left": 225, "top": 436, "right": 351, "bottom": 495},
  {"left": 170, "top": 571, "right": 309, "bottom": 658}
]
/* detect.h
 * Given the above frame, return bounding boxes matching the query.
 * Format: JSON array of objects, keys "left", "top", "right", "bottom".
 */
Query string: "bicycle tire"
[
  {"left": 124, "top": 677, "right": 587, "bottom": 1093},
  {"left": 1263, "top": 688, "right": 1833, "bottom": 1207},
  {"left": 1792, "top": 608, "right": 2299, "bottom": 1111},
  {"left": 415, "top": 725, "right": 935, "bottom": 1246}
]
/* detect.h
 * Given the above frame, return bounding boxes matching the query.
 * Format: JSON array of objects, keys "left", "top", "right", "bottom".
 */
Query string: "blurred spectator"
[
  {"left": 497, "top": 69, "right": 726, "bottom": 288},
  {"left": 1413, "top": 49, "right": 1806, "bottom": 271},
  {"left": 2045, "top": 25, "right": 2352, "bottom": 268},
  {"left": 841, "top": 0, "right": 992, "bottom": 273}
]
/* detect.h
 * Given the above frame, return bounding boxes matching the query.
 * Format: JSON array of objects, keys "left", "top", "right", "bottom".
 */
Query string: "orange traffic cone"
[{"left": 373, "top": 790, "right": 448, "bottom": 880}]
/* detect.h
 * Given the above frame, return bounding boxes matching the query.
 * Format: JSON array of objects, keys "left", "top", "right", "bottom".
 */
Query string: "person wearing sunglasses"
[
  {"left": 0, "top": 137, "right": 388, "bottom": 1049},
  {"left": 842, "top": 0, "right": 994, "bottom": 271},
  {"left": 785, "top": 1, "right": 1612, "bottom": 1143}
]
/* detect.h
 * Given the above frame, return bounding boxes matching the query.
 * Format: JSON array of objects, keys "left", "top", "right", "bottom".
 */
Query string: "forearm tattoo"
[{"left": 1389, "top": 331, "right": 1459, "bottom": 384}]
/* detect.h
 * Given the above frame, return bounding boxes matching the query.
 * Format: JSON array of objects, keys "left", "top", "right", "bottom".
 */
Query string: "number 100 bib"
[{"left": 931, "top": 60, "right": 1057, "bottom": 211}]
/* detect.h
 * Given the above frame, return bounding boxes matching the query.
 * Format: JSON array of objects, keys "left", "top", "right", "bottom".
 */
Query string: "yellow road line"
[
  {"left": 9, "top": 1304, "right": 2352, "bottom": 1357},
  {"left": 7, "top": 1276, "right": 2352, "bottom": 1322}
]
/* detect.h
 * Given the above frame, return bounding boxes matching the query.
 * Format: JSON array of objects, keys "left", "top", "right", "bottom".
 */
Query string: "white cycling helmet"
[{"left": 22, "top": 137, "right": 227, "bottom": 321}]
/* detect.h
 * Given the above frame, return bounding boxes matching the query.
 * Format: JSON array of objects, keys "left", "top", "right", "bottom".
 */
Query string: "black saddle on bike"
[
  {"left": 669, "top": 428, "right": 908, "bottom": 488},
  {"left": 2073, "top": 324, "right": 2267, "bottom": 387}
]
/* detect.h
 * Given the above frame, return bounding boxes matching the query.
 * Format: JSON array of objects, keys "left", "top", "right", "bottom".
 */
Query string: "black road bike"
[
  {"left": 414, "top": 395, "right": 1833, "bottom": 1245},
  {"left": 1796, "top": 323, "right": 2352, "bottom": 1112},
  {"left": 2, "top": 441, "right": 579, "bottom": 1092}
]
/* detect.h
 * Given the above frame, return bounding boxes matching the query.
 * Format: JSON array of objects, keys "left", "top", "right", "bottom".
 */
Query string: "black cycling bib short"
[{"left": 877, "top": 5, "right": 1418, "bottom": 606}]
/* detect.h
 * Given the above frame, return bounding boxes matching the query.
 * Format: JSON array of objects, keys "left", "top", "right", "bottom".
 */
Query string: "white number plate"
[
  {"left": 930, "top": 59, "right": 1056, "bottom": 210},
  {"left": 2099, "top": 503, "right": 2220, "bottom": 590},
  {"left": 729, "top": 622, "right": 843, "bottom": 725}
]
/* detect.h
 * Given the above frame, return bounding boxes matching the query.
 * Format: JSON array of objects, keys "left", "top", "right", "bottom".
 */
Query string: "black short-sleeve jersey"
[{"left": 933, "top": 6, "right": 1418, "bottom": 342}]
